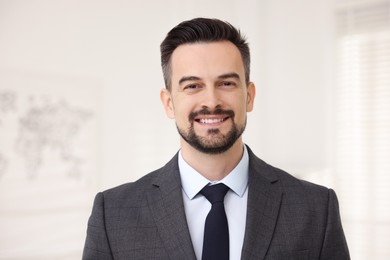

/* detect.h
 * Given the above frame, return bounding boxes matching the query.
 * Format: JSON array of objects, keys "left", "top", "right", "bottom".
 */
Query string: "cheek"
[
  {"left": 233, "top": 102, "right": 248, "bottom": 122},
  {"left": 172, "top": 103, "right": 190, "bottom": 121}
]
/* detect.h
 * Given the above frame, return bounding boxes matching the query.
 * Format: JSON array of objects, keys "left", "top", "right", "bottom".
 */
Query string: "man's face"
[{"left": 161, "top": 41, "right": 255, "bottom": 154}]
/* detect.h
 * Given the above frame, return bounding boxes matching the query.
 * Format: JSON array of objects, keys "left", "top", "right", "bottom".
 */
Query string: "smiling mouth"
[
  {"left": 195, "top": 117, "right": 229, "bottom": 124},
  {"left": 189, "top": 108, "right": 234, "bottom": 125}
]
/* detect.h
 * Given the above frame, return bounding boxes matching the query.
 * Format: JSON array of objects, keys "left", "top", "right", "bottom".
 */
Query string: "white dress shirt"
[{"left": 178, "top": 146, "right": 249, "bottom": 260}]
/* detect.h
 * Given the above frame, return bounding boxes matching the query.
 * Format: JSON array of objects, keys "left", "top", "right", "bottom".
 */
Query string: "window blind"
[{"left": 335, "top": 1, "right": 390, "bottom": 259}]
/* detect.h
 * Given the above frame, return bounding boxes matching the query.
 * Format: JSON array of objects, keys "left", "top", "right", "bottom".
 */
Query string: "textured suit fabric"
[{"left": 82, "top": 146, "right": 350, "bottom": 260}]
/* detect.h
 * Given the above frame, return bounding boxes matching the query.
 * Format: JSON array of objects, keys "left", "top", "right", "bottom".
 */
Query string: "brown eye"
[
  {"left": 186, "top": 84, "right": 199, "bottom": 89},
  {"left": 183, "top": 83, "right": 203, "bottom": 93},
  {"left": 220, "top": 81, "right": 236, "bottom": 88}
]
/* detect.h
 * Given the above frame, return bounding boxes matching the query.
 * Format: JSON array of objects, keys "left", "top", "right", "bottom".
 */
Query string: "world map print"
[
  {"left": 0, "top": 71, "right": 100, "bottom": 260},
  {"left": 0, "top": 90, "right": 93, "bottom": 180},
  {"left": 0, "top": 71, "right": 100, "bottom": 185}
]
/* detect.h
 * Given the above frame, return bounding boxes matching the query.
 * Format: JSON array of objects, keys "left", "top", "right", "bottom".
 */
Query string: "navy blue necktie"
[{"left": 200, "top": 183, "right": 230, "bottom": 260}]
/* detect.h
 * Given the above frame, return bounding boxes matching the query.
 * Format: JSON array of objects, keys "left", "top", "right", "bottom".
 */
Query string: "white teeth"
[{"left": 200, "top": 118, "right": 224, "bottom": 124}]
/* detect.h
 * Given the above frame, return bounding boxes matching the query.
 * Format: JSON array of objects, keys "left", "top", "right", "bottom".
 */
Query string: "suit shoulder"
[
  {"left": 266, "top": 164, "right": 334, "bottom": 208},
  {"left": 98, "top": 166, "right": 165, "bottom": 207},
  {"left": 99, "top": 154, "right": 179, "bottom": 204},
  {"left": 247, "top": 146, "right": 329, "bottom": 194},
  {"left": 248, "top": 147, "right": 332, "bottom": 202},
  {"left": 270, "top": 163, "right": 328, "bottom": 190},
  {"left": 275, "top": 165, "right": 328, "bottom": 190}
]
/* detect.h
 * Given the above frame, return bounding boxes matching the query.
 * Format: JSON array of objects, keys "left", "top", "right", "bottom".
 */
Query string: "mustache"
[{"left": 189, "top": 108, "right": 235, "bottom": 122}]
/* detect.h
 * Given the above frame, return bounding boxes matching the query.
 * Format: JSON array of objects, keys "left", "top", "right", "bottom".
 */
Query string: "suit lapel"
[
  {"left": 241, "top": 148, "right": 283, "bottom": 260},
  {"left": 146, "top": 154, "right": 196, "bottom": 260},
  {"left": 145, "top": 147, "right": 282, "bottom": 259}
]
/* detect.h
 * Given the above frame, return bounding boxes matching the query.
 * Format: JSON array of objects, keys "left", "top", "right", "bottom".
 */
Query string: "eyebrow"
[
  {"left": 179, "top": 76, "right": 202, "bottom": 85},
  {"left": 178, "top": 73, "right": 241, "bottom": 85},
  {"left": 217, "top": 73, "right": 240, "bottom": 80}
]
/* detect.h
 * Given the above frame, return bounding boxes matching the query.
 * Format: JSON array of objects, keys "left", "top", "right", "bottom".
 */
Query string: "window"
[{"left": 335, "top": 1, "right": 390, "bottom": 258}]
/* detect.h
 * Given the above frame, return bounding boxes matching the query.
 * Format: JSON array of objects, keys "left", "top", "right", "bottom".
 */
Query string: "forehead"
[{"left": 170, "top": 41, "right": 245, "bottom": 83}]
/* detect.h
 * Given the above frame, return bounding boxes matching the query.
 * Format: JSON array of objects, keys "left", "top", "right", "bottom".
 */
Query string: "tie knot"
[{"left": 200, "top": 183, "right": 229, "bottom": 204}]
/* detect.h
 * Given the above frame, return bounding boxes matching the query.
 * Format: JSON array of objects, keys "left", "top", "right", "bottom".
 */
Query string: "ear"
[
  {"left": 246, "top": 82, "right": 256, "bottom": 112},
  {"left": 160, "top": 88, "right": 175, "bottom": 119}
]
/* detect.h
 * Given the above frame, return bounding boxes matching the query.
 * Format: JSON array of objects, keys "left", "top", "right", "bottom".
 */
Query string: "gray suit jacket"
[{"left": 82, "top": 146, "right": 350, "bottom": 259}]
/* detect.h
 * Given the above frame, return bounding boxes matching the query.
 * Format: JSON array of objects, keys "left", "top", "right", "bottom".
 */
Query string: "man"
[{"left": 82, "top": 18, "right": 350, "bottom": 260}]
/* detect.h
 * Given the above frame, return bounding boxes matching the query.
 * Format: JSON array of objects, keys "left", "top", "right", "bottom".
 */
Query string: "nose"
[{"left": 201, "top": 87, "right": 222, "bottom": 109}]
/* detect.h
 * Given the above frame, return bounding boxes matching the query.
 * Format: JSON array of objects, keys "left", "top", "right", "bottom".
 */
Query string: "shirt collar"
[{"left": 178, "top": 145, "right": 249, "bottom": 200}]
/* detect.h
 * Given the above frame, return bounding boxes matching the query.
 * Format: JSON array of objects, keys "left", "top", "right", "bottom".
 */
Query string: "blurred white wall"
[
  {"left": 0, "top": 0, "right": 366, "bottom": 259},
  {"left": 0, "top": 0, "right": 335, "bottom": 185}
]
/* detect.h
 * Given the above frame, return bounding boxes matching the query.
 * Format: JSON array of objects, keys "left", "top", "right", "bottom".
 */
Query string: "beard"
[{"left": 177, "top": 108, "right": 246, "bottom": 154}]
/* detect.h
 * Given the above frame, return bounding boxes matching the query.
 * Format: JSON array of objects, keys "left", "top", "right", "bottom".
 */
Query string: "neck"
[{"left": 180, "top": 139, "right": 244, "bottom": 181}]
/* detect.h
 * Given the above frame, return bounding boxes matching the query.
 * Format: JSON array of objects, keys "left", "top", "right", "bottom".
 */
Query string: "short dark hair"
[{"left": 160, "top": 18, "right": 250, "bottom": 90}]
